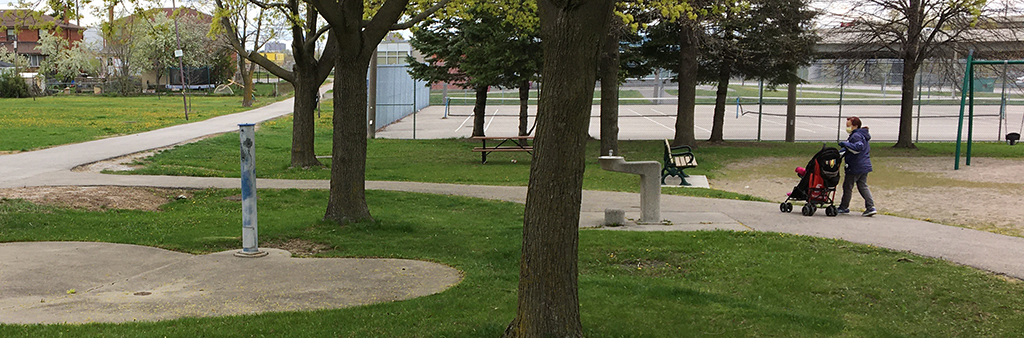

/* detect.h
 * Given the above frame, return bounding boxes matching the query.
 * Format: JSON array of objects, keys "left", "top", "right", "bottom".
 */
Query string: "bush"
[
  {"left": 103, "top": 76, "right": 143, "bottom": 97},
  {"left": 0, "top": 72, "right": 29, "bottom": 98}
]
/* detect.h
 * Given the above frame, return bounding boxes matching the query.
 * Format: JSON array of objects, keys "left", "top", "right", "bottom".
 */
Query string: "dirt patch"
[
  {"left": 263, "top": 239, "right": 332, "bottom": 257},
  {"left": 72, "top": 133, "right": 224, "bottom": 173},
  {"left": 0, "top": 186, "right": 192, "bottom": 211},
  {"left": 711, "top": 156, "right": 1024, "bottom": 236}
]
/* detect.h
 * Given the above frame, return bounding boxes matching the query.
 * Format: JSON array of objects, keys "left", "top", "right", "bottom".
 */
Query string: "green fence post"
[{"left": 954, "top": 51, "right": 973, "bottom": 170}]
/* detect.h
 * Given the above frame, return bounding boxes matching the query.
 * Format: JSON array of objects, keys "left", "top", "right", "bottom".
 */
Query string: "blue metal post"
[
  {"left": 444, "top": 97, "right": 450, "bottom": 119},
  {"left": 236, "top": 124, "right": 267, "bottom": 258},
  {"left": 735, "top": 97, "right": 740, "bottom": 119}
]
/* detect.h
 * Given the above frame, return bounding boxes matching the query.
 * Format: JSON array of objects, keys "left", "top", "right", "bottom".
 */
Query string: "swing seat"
[{"left": 1008, "top": 132, "right": 1020, "bottom": 146}]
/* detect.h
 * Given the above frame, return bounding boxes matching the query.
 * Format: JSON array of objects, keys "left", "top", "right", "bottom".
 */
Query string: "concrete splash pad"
[{"left": 0, "top": 242, "right": 462, "bottom": 324}]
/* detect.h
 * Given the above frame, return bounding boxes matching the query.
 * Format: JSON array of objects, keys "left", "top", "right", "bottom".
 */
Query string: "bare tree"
[
  {"left": 213, "top": 0, "right": 279, "bottom": 107},
  {"left": 831, "top": 0, "right": 989, "bottom": 148}
]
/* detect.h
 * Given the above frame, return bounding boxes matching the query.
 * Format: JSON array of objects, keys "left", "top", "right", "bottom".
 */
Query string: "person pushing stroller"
[{"left": 837, "top": 116, "right": 877, "bottom": 217}]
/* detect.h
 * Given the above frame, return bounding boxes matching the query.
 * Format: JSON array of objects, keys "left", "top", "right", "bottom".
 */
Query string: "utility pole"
[{"left": 172, "top": 0, "right": 189, "bottom": 120}]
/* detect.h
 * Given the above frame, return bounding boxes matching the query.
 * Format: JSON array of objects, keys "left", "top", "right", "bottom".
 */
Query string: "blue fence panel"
[{"left": 373, "top": 64, "right": 429, "bottom": 129}]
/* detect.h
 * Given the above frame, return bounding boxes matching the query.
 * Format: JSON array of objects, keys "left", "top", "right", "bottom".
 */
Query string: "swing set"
[{"left": 954, "top": 50, "right": 1024, "bottom": 170}]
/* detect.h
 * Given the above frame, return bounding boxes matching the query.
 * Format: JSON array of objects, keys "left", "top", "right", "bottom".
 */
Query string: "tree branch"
[
  {"left": 316, "top": 32, "right": 338, "bottom": 83},
  {"left": 362, "top": 0, "right": 412, "bottom": 51},
  {"left": 392, "top": 0, "right": 451, "bottom": 30}
]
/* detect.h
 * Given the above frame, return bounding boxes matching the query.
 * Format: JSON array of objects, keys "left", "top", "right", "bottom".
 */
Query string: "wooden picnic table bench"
[{"left": 471, "top": 136, "right": 534, "bottom": 163}]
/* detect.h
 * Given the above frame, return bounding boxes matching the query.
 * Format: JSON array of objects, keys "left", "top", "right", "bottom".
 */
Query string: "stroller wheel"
[
  {"left": 780, "top": 202, "right": 793, "bottom": 213},
  {"left": 801, "top": 204, "right": 812, "bottom": 216},
  {"left": 825, "top": 205, "right": 837, "bottom": 217}
]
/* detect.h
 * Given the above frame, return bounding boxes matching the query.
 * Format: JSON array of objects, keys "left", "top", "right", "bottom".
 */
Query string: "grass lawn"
[
  {"left": 3, "top": 189, "right": 1024, "bottom": 336},
  {"left": 123, "top": 111, "right": 798, "bottom": 201},
  {"left": 124, "top": 108, "right": 1024, "bottom": 201},
  {"left": 0, "top": 94, "right": 289, "bottom": 152}
]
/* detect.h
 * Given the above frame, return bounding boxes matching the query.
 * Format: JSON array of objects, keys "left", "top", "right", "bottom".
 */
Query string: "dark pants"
[{"left": 840, "top": 172, "right": 874, "bottom": 210}]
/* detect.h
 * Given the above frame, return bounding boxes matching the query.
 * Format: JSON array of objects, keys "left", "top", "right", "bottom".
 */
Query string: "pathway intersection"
[{"left": 3, "top": 92, "right": 1024, "bottom": 324}]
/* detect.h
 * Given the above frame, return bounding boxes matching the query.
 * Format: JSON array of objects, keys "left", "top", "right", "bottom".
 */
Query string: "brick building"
[{"left": 0, "top": 10, "right": 85, "bottom": 70}]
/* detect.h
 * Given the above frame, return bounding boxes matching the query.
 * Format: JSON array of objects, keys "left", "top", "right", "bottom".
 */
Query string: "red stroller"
[{"left": 780, "top": 146, "right": 843, "bottom": 217}]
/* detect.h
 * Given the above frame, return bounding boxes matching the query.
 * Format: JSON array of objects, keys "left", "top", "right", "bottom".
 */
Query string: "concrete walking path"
[{"left": 3, "top": 89, "right": 1024, "bottom": 324}]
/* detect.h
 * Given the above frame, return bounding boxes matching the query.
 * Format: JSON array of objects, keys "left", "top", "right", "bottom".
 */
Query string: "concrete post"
[
  {"left": 236, "top": 124, "right": 267, "bottom": 258},
  {"left": 598, "top": 156, "right": 661, "bottom": 224}
]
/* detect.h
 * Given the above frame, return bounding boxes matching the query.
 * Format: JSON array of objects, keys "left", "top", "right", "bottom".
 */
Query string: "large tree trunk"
[
  {"left": 502, "top": 0, "right": 613, "bottom": 337},
  {"left": 599, "top": 18, "right": 620, "bottom": 156},
  {"left": 472, "top": 86, "right": 488, "bottom": 137},
  {"left": 519, "top": 81, "right": 530, "bottom": 136},
  {"left": 895, "top": 58, "right": 919, "bottom": 149},
  {"left": 290, "top": 61, "right": 322, "bottom": 168},
  {"left": 239, "top": 56, "right": 255, "bottom": 108},
  {"left": 786, "top": 78, "right": 797, "bottom": 142},
  {"left": 709, "top": 57, "right": 731, "bottom": 142},
  {"left": 324, "top": 52, "right": 372, "bottom": 224},
  {"left": 673, "top": 24, "right": 698, "bottom": 147}
]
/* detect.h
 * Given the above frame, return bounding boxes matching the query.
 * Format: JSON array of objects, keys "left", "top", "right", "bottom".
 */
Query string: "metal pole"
[
  {"left": 413, "top": 79, "right": 417, "bottom": 139},
  {"left": 837, "top": 63, "right": 845, "bottom": 142},
  {"left": 757, "top": 79, "right": 763, "bottom": 141},
  {"left": 955, "top": 51, "right": 973, "bottom": 170},
  {"left": 967, "top": 59, "right": 975, "bottom": 166},
  {"left": 999, "top": 60, "right": 1008, "bottom": 141},
  {"left": 236, "top": 124, "right": 267, "bottom": 258},
  {"left": 735, "top": 97, "right": 740, "bottom": 119},
  {"left": 444, "top": 97, "right": 450, "bottom": 119},
  {"left": 171, "top": 0, "right": 189, "bottom": 120},
  {"left": 916, "top": 69, "right": 922, "bottom": 143}
]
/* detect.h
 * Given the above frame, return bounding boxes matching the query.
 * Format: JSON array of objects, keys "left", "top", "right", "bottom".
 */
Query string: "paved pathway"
[{"left": 4, "top": 91, "right": 1024, "bottom": 323}]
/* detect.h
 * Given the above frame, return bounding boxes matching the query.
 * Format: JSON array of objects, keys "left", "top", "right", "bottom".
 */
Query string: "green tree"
[
  {"left": 407, "top": 5, "right": 541, "bottom": 137},
  {"left": 502, "top": 0, "right": 614, "bottom": 336},
  {"left": 133, "top": 9, "right": 220, "bottom": 87},
  {"left": 637, "top": 0, "right": 732, "bottom": 147},
  {"left": 639, "top": 0, "right": 815, "bottom": 143},
  {"left": 217, "top": 0, "right": 338, "bottom": 168},
  {"left": 306, "top": 0, "right": 450, "bottom": 224}
]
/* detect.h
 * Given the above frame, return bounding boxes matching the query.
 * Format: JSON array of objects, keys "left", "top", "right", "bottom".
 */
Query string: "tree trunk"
[
  {"left": 323, "top": 52, "right": 372, "bottom": 224},
  {"left": 290, "top": 61, "right": 322, "bottom": 168},
  {"left": 599, "top": 18, "right": 620, "bottom": 156},
  {"left": 786, "top": 78, "right": 797, "bottom": 142},
  {"left": 519, "top": 81, "right": 530, "bottom": 136},
  {"left": 895, "top": 59, "right": 919, "bottom": 149},
  {"left": 502, "top": 0, "right": 613, "bottom": 337},
  {"left": 709, "top": 57, "right": 731, "bottom": 142},
  {"left": 472, "top": 86, "right": 488, "bottom": 137},
  {"left": 239, "top": 56, "right": 255, "bottom": 108},
  {"left": 673, "top": 24, "right": 698, "bottom": 147}
]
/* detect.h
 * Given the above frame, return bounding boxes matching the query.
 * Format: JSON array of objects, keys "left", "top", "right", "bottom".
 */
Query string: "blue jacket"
[{"left": 840, "top": 128, "right": 872, "bottom": 174}]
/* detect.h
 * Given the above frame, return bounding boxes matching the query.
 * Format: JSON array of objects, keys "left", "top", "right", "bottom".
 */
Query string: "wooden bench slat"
[{"left": 473, "top": 147, "right": 534, "bottom": 152}]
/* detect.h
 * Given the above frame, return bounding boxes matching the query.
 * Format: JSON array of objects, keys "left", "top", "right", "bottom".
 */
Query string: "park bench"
[
  {"left": 661, "top": 139, "right": 698, "bottom": 186},
  {"left": 471, "top": 136, "right": 534, "bottom": 163}
]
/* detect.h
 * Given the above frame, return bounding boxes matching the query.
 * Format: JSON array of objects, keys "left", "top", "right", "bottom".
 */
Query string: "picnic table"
[{"left": 471, "top": 136, "right": 534, "bottom": 163}]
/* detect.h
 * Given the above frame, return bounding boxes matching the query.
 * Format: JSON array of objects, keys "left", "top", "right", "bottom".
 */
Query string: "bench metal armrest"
[{"left": 669, "top": 145, "right": 692, "bottom": 153}]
